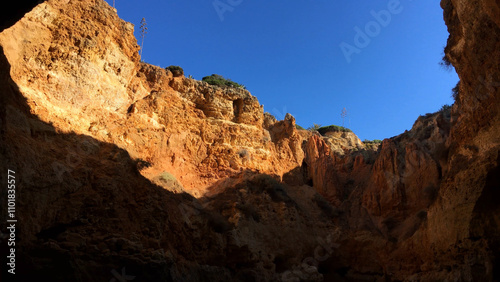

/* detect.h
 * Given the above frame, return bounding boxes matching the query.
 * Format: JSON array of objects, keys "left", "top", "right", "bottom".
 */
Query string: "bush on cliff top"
[
  {"left": 317, "top": 124, "right": 352, "bottom": 135},
  {"left": 202, "top": 74, "right": 246, "bottom": 89},
  {"left": 166, "top": 65, "right": 184, "bottom": 77},
  {"left": 363, "top": 139, "right": 382, "bottom": 144},
  {"left": 307, "top": 123, "right": 321, "bottom": 131},
  {"left": 440, "top": 104, "right": 451, "bottom": 112}
]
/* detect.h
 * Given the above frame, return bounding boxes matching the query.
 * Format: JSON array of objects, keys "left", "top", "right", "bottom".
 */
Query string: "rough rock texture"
[
  {"left": 0, "top": 0, "right": 303, "bottom": 198},
  {"left": 0, "top": 1, "right": 323, "bottom": 281},
  {"left": 417, "top": 0, "right": 500, "bottom": 279},
  {"left": 0, "top": 0, "right": 499, "bottom": 281}
]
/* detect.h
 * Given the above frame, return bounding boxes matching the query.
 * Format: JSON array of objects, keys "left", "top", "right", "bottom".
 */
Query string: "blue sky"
[{"left": 105, "top": 0, "right": 458, "bottom": 141}]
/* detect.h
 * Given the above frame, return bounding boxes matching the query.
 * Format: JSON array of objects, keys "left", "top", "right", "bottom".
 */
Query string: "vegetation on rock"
[
  {"left": 363, "top": 139, "right": 383, "bottom": 144},
  {"left": 439, "top": 52, "right": 453, "bottom": 71},
  {"left": 440, "top": 104, "right": 452, "bottom": 112},
  {"left": 166, "top": 65, "right": 184, "bottom": 77},
  {"left": 202, "top": 74, "right": 246, "bottom": 89},
  {"left": 317, "top": 124, "right": 352, "bottom": 135},
  {"left": 307, "top": 123, "right": 321, "bottom": 131}
]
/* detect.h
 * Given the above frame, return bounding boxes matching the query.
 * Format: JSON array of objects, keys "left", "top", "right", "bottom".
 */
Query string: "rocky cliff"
[
  {"left": 0, "top": 0, "right": 498, "bottom": 281},
  {"left": 0, "top": 0, "right": 304, "bottom": 197}
]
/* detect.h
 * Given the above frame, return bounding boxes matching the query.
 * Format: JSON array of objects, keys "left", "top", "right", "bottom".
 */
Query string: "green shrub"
[
  {"left": 440, "top": 104, "right": 451, "bottom": 112},
  {"left": 295, "top": 124, "right": 305, "bottom": 130},
  {"left": 159, "top": 171, "right": 177, "bottom": 182},
  {"left": 202, "top": 74, "right": 246, "bottom": 89},
  {"left": 439, "top": 50, "right": 454, "bottom": 71},
  {"left": 317, "top": 124, "right": 352, "bottom": 135},
  {"left": 156, "top": 171, "right": 184, "bottom": 193},
  {"left": 440, "top": 55, "right": 452, "bottom": 69},
  {"left": 166, "top": 65, "right": 184, "bottom": 77},
  {"left": 363, "top": 139, "right": 382, "bottom": 144}
]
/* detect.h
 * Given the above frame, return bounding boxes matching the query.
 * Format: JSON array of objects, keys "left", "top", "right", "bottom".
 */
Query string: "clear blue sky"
[{"left": 104, "top": 0, "right": 458, "bottom": 141}]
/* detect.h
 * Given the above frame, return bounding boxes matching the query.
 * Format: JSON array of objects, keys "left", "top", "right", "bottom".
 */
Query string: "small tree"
[
  {"left": 340, "top": 107, "right": 348, "bottom": 127},
  {"left": 307, "top": 123, "right": 321, "bottom": 131},
  {"left": 139, "top": 17, "right": 148, "bottom": 58}
]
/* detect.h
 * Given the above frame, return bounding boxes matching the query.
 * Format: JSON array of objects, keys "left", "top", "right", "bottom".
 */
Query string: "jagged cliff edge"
[{"left": 0, "top": 0, "right": 498, "bottom": 281}]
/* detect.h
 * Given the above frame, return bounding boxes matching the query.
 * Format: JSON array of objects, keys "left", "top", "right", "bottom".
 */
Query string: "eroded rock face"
[
  {"left": 299, "top": 0, "right": 500, "bottom": 278},
  {"left": 0, "top": 0, "right": 304, "bottom": 198},
  {"left": 363, "top": 111, "right": 449, "bottom": 220},
  {"left": 0, "top": 0, "right": 498, "bottom": 280},
  {"left": 0, "top": 1, "right": 318, "bottom": 280},
  {"left": 417, "top": 0, "right": 500, "bottom": 279}
]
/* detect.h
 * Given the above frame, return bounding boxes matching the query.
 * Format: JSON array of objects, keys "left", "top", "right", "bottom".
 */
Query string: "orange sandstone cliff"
[{"left": 0, "top": 0, "right": 498, "bottom": 281}]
